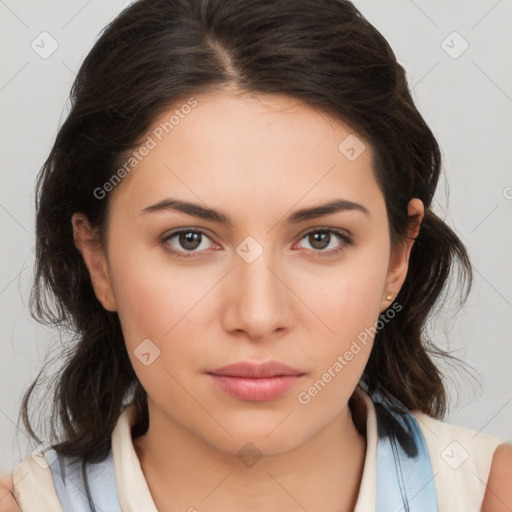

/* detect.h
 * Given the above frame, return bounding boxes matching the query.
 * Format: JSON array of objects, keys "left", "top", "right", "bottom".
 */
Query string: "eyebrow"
[{"left": 139, "top": 198, "right": 370, "bottom": 225}]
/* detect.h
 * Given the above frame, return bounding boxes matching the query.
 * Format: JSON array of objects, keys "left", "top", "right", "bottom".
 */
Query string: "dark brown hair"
[{"left": 21, "top": 0, "right": 474, "bottom": 469}]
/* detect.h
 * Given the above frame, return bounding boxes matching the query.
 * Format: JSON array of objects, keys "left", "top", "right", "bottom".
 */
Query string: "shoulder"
[
  {"left": 0, "top": 473, "right": 20, "bottom": 512},
  {"left": 411, "top": 409, "right": 506, "bottom": 457},
  {"left": 481, "top": 442, "right": 512, "bottom": 512},
  {"left": 410, "top": 410, "right": 507, "bottom": 510}
]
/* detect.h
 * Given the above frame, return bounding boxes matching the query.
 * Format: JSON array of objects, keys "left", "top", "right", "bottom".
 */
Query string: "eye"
[
  {"left": 161, "top": 227, "right": 352, "bottom": 259},
  {"left": 294, "top": 228, "right": 352, "bottom": 256},
  {"left": 162, "top": 228, "right": 217, "bottom": 258}
]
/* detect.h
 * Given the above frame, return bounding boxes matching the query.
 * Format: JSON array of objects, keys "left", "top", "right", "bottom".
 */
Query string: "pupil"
[
  {"left": 311, "top": 232, "right": 329, "bottom": 249},
  {"left": 181, "top": 232, "right": 200, "bottom": 250}
]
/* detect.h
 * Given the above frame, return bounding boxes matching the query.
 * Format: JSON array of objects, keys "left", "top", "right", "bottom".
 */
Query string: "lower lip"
[{"left": 206, "top": 373, "right": 305, "bottom": 401}]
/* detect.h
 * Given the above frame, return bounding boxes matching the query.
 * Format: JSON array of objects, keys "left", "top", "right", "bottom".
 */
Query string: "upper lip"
[{"left": 207, "top": 361, "right": 305, "bottom": 378}]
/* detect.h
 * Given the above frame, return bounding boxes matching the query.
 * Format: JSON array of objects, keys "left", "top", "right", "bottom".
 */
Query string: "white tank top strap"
[{"left": 413, "top": 409, "right": 506, "bottom": 511}]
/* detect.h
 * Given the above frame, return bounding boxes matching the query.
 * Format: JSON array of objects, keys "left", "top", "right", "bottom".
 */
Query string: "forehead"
[{"left": 107, "top": 90, "right": 382, "bottom": 219}]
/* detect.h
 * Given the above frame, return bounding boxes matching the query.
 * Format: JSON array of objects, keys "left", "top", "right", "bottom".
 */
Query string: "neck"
[{"left": 133, "top": 394, "right": 367, "bottom": 512}]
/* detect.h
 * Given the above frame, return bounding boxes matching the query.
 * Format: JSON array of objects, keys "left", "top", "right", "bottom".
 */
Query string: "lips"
[
  {"left": 206, "top": 361, "right": 306, "bottom": 401},
  {"left": 207, "top": 360, "right": 305, "bottom": 378}
]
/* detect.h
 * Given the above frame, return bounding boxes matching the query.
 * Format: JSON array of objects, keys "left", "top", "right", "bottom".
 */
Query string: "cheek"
[
  {"left": 291, "top": 254, "right": 389, "bottom": 415},
  {"left": 106, "top": 237, "right": 215, "bottom": 371},
  {"left": 293, "top": 240, "right": 390, "bottom": 373},
  {"left": 109, "top": 250, "right": 167, "bottom": 342},
  {"left": 106, "top": 239, "right": 203, "bottom": 404},
  {"left": 108, "top": 236, "right": 197, "bottom": 339},
  {"left": 302, "top": 249, "right": 388, "bottom": 335}
]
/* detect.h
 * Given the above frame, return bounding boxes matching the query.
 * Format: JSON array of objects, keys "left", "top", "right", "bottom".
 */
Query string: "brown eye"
[
  {"left": 178, "top": 231, "right": 202, "bottom": 250},
  {"left": 308, "top": 231, "right": 331, "bottom": 250},
  {"left": 296, "top": 228, "right": 352, "bottom": 256},
  {"left": 162, "top": 229, "right": 215, "bottom": 257}
]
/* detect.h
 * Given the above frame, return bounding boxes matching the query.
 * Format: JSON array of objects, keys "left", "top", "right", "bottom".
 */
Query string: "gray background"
[{"left": 1, "top": 0, "right": 511, "bottom": 472}]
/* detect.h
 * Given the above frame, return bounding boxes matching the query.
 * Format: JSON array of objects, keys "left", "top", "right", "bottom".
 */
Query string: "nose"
[{"left": 221, "top": 244, "right": 293, "bottom": 341}]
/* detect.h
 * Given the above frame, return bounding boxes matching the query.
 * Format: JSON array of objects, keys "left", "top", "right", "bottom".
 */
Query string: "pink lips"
[{"left": 206, "top": 361, "right": 306, "bottom": 401}]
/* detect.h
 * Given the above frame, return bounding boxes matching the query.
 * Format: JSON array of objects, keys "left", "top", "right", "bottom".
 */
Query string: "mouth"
[{"left": 206, "top": 360, "right": 306, "bottom": 401}]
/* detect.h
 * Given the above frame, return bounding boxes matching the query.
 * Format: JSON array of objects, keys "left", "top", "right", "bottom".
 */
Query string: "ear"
[
  {"left": 380, "top": 198, "right": 424, "bottom": 312},
  {"left": 71, "top": 212, "right": 117, "bottom": 312}
]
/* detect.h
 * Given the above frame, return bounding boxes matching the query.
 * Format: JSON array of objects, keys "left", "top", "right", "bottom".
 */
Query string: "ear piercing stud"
[{"left": 385, "top": 294, "right": 393, "bottom": 301}]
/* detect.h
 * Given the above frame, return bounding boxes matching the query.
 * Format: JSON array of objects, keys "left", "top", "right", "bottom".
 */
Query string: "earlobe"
[
  {"left": 380, "top": 198, "right": 424, "bottom": 311},
  {"left": 71, "top": 213, "right": 117, "bottom": 312}
]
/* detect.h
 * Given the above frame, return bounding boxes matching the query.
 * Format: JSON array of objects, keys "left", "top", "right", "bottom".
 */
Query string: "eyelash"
[{"left": 161, "top": 227, "right": 352, "bottom": 259}]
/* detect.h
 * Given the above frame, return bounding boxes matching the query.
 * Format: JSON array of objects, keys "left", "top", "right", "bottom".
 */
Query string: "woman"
[{"left": 2, "top": 0, "right": 511, "bottom": 510}]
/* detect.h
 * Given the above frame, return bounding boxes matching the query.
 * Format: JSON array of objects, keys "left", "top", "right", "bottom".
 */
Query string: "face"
[{"left": 73, "top": 90, "right": 422, "bottom": 456}]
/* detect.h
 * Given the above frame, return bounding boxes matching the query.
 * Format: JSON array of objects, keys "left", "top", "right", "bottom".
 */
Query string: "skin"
[
  {"left": 0, "top": 92, "right": 510, "bottom": 511},
  {"left": 74, "top": 89, "right": 419, "bottom": 511},
  {"left": 481, "top": 444, "right": 512, "bottom": 512},
  {"left": 73, "top": 89, "right": 425, "bottom": 511},
  {"left": 0, "top": 475, "right": 19, "bottom": 512}
]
